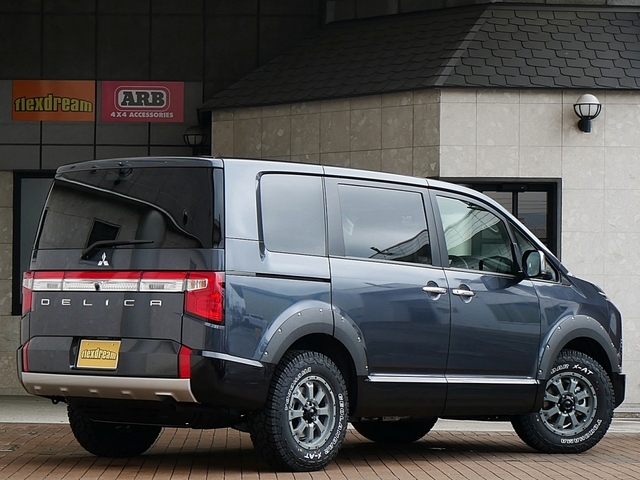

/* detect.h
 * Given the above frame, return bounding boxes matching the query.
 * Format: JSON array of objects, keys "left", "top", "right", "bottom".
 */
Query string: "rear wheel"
[
  {"left": 512, "top": 350, "right": 614, "bottom": 453},
  {"left": 352, "top": 418, "right": 437, "bottom": 443},
  {"left": 249, "top": 350, "right": 349, "bottom": 472},
  {"left": 68, "top": 405, "right": 161, "bottom": 457}
]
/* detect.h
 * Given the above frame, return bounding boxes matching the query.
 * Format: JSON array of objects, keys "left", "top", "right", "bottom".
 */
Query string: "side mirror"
[{"left": 523, "top": 250, "right": 549, "bottom": 279}]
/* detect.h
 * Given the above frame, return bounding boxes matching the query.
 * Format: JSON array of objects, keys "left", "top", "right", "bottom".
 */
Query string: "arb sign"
[
  {"left": 101, "top": 81, "right": 184, "bottom": 123},
  {"left": 13, "top": 80, "right": 95, "bottom": 122}
]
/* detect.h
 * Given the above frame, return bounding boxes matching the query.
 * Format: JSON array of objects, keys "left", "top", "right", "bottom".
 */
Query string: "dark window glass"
[
  {"left": 36, "top": 167, "right": 215, "bottom": 250},
  {"left": 337, "top": 184, "right": 431, "bottom": 264},
  {"left": 13, "top": 174, "right": 54, "bottom": 315},
  {"left": 260, "top": 174, "right": 326, "bottom": 256},
  {"left": 473, "top": 184, "right": 556, "bottom": 254},
  {"left": 436, "top": 195, "right": 514, "bottom": 274},
  {"left": 87, "top": 220, "right": 120, "bottom": 247},
  {"left": 517, "top": 191, "right": 548, "bottom": 245},
  {"left": 513, "top": 226, "right": 537, "bottom": 258}
]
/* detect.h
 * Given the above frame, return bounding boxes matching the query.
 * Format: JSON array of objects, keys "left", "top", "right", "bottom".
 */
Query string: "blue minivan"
[{"left": 18, "top": 157, "right": 625, "bottom": 471}]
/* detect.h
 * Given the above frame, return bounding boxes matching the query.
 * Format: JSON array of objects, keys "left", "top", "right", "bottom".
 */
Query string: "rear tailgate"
[{"left": 18, "top": 159, "right": 224, "bottom": 400}]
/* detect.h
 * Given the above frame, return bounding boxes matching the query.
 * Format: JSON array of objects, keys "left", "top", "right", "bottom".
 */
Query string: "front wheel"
[
  {"left": 512, "top": 350, "right": 614, "bottom": 453},
  {"left": 352, "top": 418, "right": 437, "bottom": 444},
  {"left": 249, "top": 350, "right": 349, "bottom": 472},
  {"left": 68, "top": 405, "right": 161, "bottom": 457}
]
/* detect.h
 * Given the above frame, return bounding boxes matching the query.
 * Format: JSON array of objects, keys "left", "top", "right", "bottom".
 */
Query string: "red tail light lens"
[
  {"left": 185, "top": 272, "right": 225, "bottom": 323},
  {"left": 178, "top": 345, "right": 192, "bottom": 379},
  {"left": 22, "top": 271, "right": 34, "bottom": 316},
  {"left": 21, "top": 341, "right": 30, "bottom": 372}
]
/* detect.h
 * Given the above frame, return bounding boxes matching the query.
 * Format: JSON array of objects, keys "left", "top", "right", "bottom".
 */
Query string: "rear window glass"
[
  {"left": 260, "top": 174, "right": 326, "bottom": 256},
  {"left": 36, "top": 167, "right": 216, "bottom": 250}
]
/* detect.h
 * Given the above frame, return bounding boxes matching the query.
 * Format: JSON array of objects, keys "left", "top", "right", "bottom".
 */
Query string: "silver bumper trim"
[
  {"left": 21, "top": 372, "right": 197, "bottom": 403},
  {"left": 367, "top": 374, "right": 539, "bottom": 386},
  {"left": 200, "top": 351, "right": 264, "bottom": 368}
]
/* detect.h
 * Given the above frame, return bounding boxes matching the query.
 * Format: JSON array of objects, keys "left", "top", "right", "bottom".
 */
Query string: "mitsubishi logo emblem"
[{"left": 98, "top": 252, "right": 110, "bottom": 267}]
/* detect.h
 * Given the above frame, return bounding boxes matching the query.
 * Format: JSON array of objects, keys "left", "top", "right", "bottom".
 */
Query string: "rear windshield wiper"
[{"left": 81, "top": 239, "right": 154, "bottom": 259}]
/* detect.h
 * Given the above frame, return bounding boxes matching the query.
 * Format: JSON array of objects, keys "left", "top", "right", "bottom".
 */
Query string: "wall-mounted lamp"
[
  {"left": 573, "top": 94, "right": 601, "bottom": 133},
  {"left": 183, "top": 125, "right": 207, "bottom": 155}
]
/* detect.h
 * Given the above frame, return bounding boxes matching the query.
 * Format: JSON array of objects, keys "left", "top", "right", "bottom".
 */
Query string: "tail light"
[
  {"left": 21, "top": 341, "right": 30, "bottom": 372},
  {"left": 184, "top": 272, "right": 225, "bottom": 323},
  {"left": 22, "top": 271, "right": 34, "bottom": 316},
  {"left": 23, "top": 270, "right": 225, "bottom": 324},
  {"left": 178, "top": 345, "right": 192, "bottom": 379}
]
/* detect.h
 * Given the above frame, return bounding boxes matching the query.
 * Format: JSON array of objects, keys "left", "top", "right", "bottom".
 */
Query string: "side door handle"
[
  {"left": 452, "top": 289, "right": 475, "bottom": 297},
  {"left": 422, "top": 286, "right": 448, "bottom": 295},
  {"left": 452, "top": 284, "right": 475, "bottom": 303}
]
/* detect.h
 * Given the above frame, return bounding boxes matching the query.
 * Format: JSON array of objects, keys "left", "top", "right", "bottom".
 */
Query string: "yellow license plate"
[{"left": 76, "top": 340, "right": 121, "bottom": 370}]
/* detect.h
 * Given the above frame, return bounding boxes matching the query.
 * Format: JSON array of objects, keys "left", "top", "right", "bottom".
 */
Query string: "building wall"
[
  {"left": 211, "top": 90, "right": 441, "bottom": 177},
  {"left": 212, "top": 87, "right": 640, "bottom": 406},
  {"left": 0, "top": 172, "right": 22, "bottom": 394}
]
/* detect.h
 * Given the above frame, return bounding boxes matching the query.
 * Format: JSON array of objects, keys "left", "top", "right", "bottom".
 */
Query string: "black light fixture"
[
  {"left": 573, "top": 94, "right": 601, "bottom": 133},
  {"left": 183, "top": 125, "right": 207, "bottom": 155}
]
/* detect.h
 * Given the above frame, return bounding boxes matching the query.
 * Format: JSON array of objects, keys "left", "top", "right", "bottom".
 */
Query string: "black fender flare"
[
  {"left": 254, "top": 301, "right": 368, "bottom": 376},
  {"left": 537, "top": 314, "right": 620, "bottom": 380}
]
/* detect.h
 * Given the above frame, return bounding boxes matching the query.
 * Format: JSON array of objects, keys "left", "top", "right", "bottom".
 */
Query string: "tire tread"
[
  {"left": 512, "top": 350, "right": 614, "bottom": 454},
  {"left": 249, "top": 350, "right": 348, "bottom": 471}
]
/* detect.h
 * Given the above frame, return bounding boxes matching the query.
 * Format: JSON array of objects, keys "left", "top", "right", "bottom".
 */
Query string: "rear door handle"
[{"left": 422, "top": 286, "right": 448, "bottom": 295}]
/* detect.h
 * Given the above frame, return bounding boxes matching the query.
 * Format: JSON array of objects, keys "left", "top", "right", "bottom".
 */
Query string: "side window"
[
  {"left": 513, "top": 227, "right": 538, "bottom": 258},
  {"left": 436, "top": 195, "right": 515, "bottom": 274},
  {"left": 337, "top": 184, "right": 431, "bottom": 265},
  {"left": 512, "top": 226, "right": 559, "bottom": 282},
  {"left": 260, "top": 174, "right": 326, "bottom": 256}
]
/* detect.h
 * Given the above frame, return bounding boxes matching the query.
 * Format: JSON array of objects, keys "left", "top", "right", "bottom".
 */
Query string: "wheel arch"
[
  {"left": 538, "top": 315, "right": 620, "bottom": 381},
  {"left": 288, "top": 333, "right": 359, "bottom": 415},
  {"left": 257, "top": 306, "right": 368, "bottom": 416}
]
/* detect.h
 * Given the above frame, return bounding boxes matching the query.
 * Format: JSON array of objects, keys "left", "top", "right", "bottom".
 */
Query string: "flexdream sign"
[
  {"left": 12, "top": 80, "right": 95, "bottom": 122},
  {"left": 101, "top": 81, "right": 184, "bottom": 123}
]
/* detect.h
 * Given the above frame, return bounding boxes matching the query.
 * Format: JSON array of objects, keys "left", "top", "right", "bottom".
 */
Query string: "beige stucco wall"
[{"left": 212, "top": 87, "right": 640, "bottom": 407}]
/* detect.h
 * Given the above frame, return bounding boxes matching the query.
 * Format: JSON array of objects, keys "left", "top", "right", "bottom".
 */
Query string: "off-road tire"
[
  {"left": 68, "top": 405, "right": 161, "bottom": 457},
  {"left": 512, "top": 350, "right": 614, "bottom": 453},
  {"left": 249, "top": 350, "right": 349, "bottom": 472},
  {"left": 352, "top": 418, "right": 437, "bottom": 444}
]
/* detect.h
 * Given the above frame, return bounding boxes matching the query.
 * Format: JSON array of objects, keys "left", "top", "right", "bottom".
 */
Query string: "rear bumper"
[
  {"left": 20, "top": 372, "right": 197, "bottom": 403},
  {"left": 613, "top": 372, "right": 626, "bottom": 408}
]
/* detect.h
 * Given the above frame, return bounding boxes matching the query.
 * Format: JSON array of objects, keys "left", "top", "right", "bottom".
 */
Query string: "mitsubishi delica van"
[{"left": 18, "top": 157, "right": 625, "bottom": 472}]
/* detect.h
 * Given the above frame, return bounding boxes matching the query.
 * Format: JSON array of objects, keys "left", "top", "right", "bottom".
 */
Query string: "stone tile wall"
[{"left": 211, "top": 90, "right": 441, "bottom": 178}]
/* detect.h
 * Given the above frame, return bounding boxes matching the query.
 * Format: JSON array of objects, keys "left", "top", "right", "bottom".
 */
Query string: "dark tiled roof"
[{"left": 203, "top": 5, "right": 640, "bottom": 110}]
